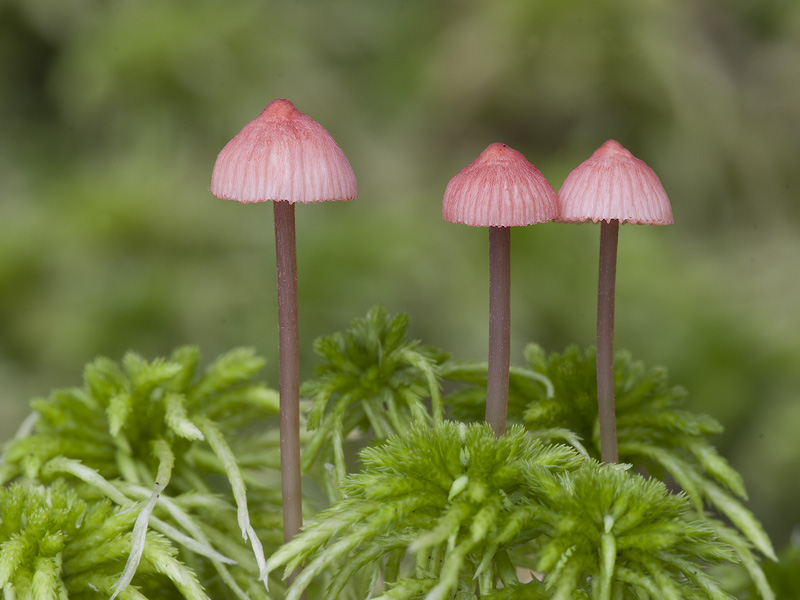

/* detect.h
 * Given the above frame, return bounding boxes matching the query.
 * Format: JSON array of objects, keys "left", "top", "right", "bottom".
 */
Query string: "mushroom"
[
  {"left": 210, "top": 98, "right": 357, "bottom": 546},
  {"left": 557, "top": 139, "right": 672, "bottom": 463},
  {"left": 443, "top": 143, "right": 558, "bottom": 437}
]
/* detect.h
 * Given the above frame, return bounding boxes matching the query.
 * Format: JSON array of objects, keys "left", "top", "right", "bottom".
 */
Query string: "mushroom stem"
[
  {"left": 597, "top": 219, "right": 620, "bottom": 463},
  {"left": 273, "top": 201, "right": 303, "bottom": 543},
  {"left": 486, "top": 225, "right": 511, "bottom": 438}
]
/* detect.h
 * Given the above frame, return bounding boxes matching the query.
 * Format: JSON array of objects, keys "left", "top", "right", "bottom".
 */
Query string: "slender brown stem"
[
  {"left": 273, "top": 201, "right": 303, "bottom": 544},
  {"left": 486, "top": 226, "right": 511, "bottom": 438},
  {"left": 597, "top": 219, "right": 620, "bottom": 463}
]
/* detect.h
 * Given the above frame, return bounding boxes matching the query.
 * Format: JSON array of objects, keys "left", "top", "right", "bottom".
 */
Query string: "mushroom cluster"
[
  {"left": 210, "top": 101, "right": 672, "bottom": 563},
  {"left": 443, "top": 138, "right": 671, "bottom": 457}
]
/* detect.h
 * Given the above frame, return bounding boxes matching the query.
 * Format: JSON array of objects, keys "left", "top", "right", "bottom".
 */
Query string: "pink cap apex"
[
  {"left": 210, "top": 98, "right": 357, "bottom": 204},
  {"left": 557, "top": 139, "right": 673, "bottom": 225},
  {"left": 443, "top": 143, "right": 558, "bottom": 227},
  {"left": 262, "top": 98, "right": 299, "bottom": 121}
]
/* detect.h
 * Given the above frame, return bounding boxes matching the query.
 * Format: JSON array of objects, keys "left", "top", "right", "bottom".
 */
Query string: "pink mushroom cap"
[
  {"left": 210, "top": 98, "right": 357, "bottom": 204},
  {"left": 443, "top": 142, "right": 558, "bottom": 227},
  {"left": 557, "top": 139, "right": 672, "bottom": 225}
]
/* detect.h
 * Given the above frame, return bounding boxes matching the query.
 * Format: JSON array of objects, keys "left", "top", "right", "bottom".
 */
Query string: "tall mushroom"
[
  {"left": 557, "top": 139, "right": 672, "bottom": 463},
  {"left": 210, "top": 99, "right": 357, "bottom": 550},
  {"left": 443, "top": 143, "right": 558, "bottom": 437}
]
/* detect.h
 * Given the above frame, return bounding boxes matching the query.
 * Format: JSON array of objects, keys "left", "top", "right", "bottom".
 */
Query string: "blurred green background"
[{"left": 1, "top": 0, "right": 798, "bottom": 547}]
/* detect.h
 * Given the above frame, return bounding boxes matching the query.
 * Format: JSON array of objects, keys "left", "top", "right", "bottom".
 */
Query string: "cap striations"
[
  {"left": 558, "top": 140, "right": 672, "bottom": 225},
  {"left": 210, "top": 98, "right": 357, "bottom": 204},
  {"left": 443, "top": 143, "right": 558, "bottom": 227}
]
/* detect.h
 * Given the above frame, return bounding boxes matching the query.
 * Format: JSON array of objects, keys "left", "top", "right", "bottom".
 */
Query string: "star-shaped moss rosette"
[
  {"left": 265, "top": 422, "right": 583, "bottom": 600},
  {"left": 516, "top": 344, "right": 774, "bottom": 597},
  {"left": 0, "top": 480, "right": 206, "bottom": 599},
  {"left": 537, "top": 463, "right": 736, "bottom": 600},
  {"left": 0, "top": 347, "right": 283, "bottom": 599},
  {"left": 301, "top": 306, "right": 446, "bottom": 498},
  {"left": 441, "top": 345, "right": 775, "bottom": 597}
]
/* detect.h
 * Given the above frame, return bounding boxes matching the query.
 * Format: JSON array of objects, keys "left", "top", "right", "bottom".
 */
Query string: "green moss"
[
  {"left": 1, "top": 346, "right": 284, "bottom": 599},
  {"left": 0, "top": 480, "right": 205, "bottom": 599}
]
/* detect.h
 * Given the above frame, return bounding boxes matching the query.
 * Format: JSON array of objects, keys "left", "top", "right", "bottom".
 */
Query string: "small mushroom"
[
  {"left": 211, "top": 98, "right": 357, "bottom": 546},
  {"left": 444, "top": 143, "right": 558, "bottom": 437},
  {"left": 558, "top": 139, "right": 672, "bottom": 463}
]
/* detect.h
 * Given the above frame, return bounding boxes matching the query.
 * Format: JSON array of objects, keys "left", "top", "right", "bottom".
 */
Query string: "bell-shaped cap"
[
  {"left": 558, "top": 140, "right": 672, "bottom": 224},
  {"left": 443, "top": 143, "right": 558, "bottom": 227},
  {"left": 210, "top": 98, "right": 357, "bottom": 204}
]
